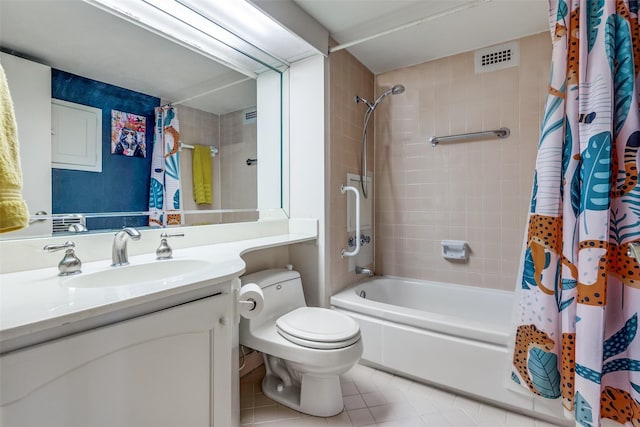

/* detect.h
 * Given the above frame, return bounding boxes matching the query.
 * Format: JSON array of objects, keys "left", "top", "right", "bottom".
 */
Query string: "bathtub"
[{"left": 330, "top": 276, "right": 568, "bottom": 424}]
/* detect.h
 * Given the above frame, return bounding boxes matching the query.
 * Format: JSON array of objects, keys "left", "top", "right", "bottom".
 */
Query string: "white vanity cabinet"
[{"left": 0, "top": 290, "right": 236, "bottom": 427}]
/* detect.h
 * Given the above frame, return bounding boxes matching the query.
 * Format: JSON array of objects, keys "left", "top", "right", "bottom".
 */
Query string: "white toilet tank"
[{"left": 240, "top": 268, "right": 307, "bottom": 328}]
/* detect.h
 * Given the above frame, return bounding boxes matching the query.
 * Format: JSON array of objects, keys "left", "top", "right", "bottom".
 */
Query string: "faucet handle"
[
  {"left": 43, "top": 241, "right": 82, "bottom": 276},
  {"left": 43, "top": 240, "right": 76, "bottom": 253},
  {"left": 160, "top": 232, "right": 185, "bottom": 239},
  {"left": 156, "top": 233, "right": 184, "bottom": 260}
]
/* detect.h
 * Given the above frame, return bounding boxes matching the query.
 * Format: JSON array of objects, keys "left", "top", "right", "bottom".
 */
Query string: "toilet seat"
[{"left": 276, "top": 307, "right": 361, "bottom": 350}]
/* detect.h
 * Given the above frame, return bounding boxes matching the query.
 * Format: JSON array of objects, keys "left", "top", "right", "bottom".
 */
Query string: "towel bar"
[
  {"left": 429, "top": 127, "right": 510, "bottom": 147},
  {"left": 179, "top": 143, "right": 218, "bottom": 156}
]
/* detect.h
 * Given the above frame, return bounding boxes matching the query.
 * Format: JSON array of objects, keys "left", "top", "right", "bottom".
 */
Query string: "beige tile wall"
[
  {"left": 176, "top": 105, "right": 258, "bottom": 225},
  {"left": 373, "top": 32, "right": 551, "bottom": 291},
  {"left": 177, "top": 104, "right": 222, "bottom": 225},
  {"left": 220, "top": 109, "right": 258, "bottom": 223},
  {"left": 328, "top": 42, "right": 376, "bottom": 295}
]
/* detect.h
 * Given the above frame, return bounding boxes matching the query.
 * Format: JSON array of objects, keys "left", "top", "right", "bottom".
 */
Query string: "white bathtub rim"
[
  {"left": 330, "top": 276, "right": 512, "bottom": 347},
  {"left": 364, "top": 275, "right": 513, "bottom": 299}
]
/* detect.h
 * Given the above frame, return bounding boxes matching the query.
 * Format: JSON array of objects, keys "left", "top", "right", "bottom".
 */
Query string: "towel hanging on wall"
[
  {"left": 0, "top": 63, "right": 29, "bottom": 233},
  {"left": 192, "top": 144, "right": 212, "bottom": 205}
]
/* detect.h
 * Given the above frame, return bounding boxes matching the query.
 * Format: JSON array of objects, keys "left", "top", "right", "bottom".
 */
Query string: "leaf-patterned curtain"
[
  {"left": 510, "top": 0, "right": 640, "bottom": 426},
  {"left": 148, "top": 105, "right": 182, "bottom": 227}
]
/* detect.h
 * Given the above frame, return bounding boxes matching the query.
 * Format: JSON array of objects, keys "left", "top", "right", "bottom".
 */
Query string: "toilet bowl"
[{"left": 240, "top": 268, "right": 362, "bottom": 417}]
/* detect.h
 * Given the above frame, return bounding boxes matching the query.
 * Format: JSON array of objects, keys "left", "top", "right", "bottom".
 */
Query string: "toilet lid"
[{"left": 276, "top": 307, "right": 360, "bottom": 350}]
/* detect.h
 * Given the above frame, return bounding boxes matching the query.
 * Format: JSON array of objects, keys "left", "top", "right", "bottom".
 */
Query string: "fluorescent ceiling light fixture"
[
  {"left": 176, "top": 0, "right": 318, "bottom": 63},
  {"left": 84, "top": 0, "right": 287, "bottom": 76},
  {"left": 179, "top": 0, "right": 275, "bottom": 39}
]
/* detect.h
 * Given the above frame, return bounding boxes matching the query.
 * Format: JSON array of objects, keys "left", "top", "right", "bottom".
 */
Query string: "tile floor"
[{"left": 240, "top": 363, "right": 565, "bottom": 427}]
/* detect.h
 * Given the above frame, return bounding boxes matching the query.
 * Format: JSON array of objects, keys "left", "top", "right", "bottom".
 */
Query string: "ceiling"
[
  {"left": 292, "top": 0, "right": 550, "bottom": 74},
  {"left": 0, "top": 0, "right": 550, "bottom": 110},
  {"left": 0, "top": 0, "right": 258, "bottom": 115}
]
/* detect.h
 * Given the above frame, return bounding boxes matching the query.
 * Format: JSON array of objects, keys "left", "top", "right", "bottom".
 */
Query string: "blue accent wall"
[{"left": 51, "top": 69, "right": 160, "bottom": 230}]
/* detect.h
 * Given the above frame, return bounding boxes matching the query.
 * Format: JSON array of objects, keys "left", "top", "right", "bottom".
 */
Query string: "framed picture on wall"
[{"left": 111, "top": 110, "right": 147, "bottom": 158}]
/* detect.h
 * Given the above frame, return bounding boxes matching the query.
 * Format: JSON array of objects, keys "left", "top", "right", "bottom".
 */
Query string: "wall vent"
[
  {"left": 52, "top": 215, "right": 85, "bottom": 234},
  {"left": 243, "top": 108, "right": 257, "bottom": 124},
  {"left": 474, "top": 41, "right": 519, "bottom": 74}
]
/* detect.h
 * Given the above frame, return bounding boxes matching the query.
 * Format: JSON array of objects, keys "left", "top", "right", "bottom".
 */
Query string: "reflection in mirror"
[{"left": 0, "top": 0, "right": 285, "bottom": 239}]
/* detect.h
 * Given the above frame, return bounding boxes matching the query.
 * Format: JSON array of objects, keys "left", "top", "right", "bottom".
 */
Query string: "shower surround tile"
[
  {"left": 328, "top": 38, "right": 376, "bottom": 295},
  {"left": 374, "top": 32, "right": 551, "bottom": 291}
]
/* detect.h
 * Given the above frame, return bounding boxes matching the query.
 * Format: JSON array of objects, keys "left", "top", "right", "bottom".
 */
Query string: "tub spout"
[{"left": 355, "top": 266, "right": 374, "bottom": 277}]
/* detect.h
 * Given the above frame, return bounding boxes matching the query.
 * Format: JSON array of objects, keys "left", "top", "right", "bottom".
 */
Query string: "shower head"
[
  {"left": 371, "top": 83, "right": 406, "bottom": 109},
  {"left": 355, "top": 83, "right": 405, "bottom": 117},
  {"left": 391, "top": 84, "right": 405, "bottom": 95}
]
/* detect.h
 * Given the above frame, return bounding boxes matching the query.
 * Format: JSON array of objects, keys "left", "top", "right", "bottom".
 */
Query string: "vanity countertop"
[{"left": 0, "top": 232, "right": 315, "bottom": 354}]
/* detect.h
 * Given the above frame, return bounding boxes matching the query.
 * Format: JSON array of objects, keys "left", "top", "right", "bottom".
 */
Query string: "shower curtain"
[
  {"left": 510, "top": 0, "right": 639, "bottom": 426},
  {"left": 148, "top": 105, "right": 182, "bottom": 227}
]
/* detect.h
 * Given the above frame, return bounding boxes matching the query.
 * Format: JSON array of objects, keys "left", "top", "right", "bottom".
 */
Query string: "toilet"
[{"left": 239, "top": 268, "right": 363, "bottom": 417}]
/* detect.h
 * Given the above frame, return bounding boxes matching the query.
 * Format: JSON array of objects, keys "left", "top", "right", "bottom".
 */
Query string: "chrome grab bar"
[
  {"left": 341, "top": 185, "right": 360, "bottom": 258},
  {"left": 429, "top": 127, "right": 510, "bottom": 147}
]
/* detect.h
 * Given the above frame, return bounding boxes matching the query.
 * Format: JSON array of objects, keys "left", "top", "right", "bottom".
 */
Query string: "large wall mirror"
[{"left": 0, "top": 0, "right": 288, "bottom": 239}]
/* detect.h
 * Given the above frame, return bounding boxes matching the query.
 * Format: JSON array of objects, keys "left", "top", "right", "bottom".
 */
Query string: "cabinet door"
[
  {"left": 0, "top": 293, "right": 233, "bottom": 427},
  {"left": 51, "top": 99, "right": 102, "bottom": 172}
]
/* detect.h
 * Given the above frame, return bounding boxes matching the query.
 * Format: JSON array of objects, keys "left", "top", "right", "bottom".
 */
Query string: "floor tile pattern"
[{"left": 240, "top": 363, "right": 565, "bottom": 427}]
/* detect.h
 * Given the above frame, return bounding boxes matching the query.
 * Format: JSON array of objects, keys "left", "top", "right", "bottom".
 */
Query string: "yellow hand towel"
[
  {"left": 192, "top": 145, "right": 212, "bottom": 205},
  {"left": 0, "top": 62, "right": 29, "bottom": 233}
]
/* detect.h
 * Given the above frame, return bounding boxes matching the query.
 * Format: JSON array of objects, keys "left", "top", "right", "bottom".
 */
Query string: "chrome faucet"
[
  {"left": 112, "top": 227, "right": 141, "bottom": 267},
  {"left": 355, "top": 266, "right": 374, "bottom": 277}
]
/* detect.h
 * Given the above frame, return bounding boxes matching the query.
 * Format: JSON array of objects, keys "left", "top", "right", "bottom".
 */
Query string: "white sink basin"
[{"left": 64, "top": 259, "right": 214, "bottom": 288}]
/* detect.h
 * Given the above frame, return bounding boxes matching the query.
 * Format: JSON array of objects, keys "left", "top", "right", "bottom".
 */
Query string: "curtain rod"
[
  {"left": 329, "top": 0, "right": 492, "bottom": 54},
  {"left": 171, "top": 77, "right": 252, "bottom": 106}
]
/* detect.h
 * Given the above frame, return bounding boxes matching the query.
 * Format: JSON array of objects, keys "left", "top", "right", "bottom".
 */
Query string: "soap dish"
[{"left": 441, "top": 240, "right": 468, "bottom": 261}]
